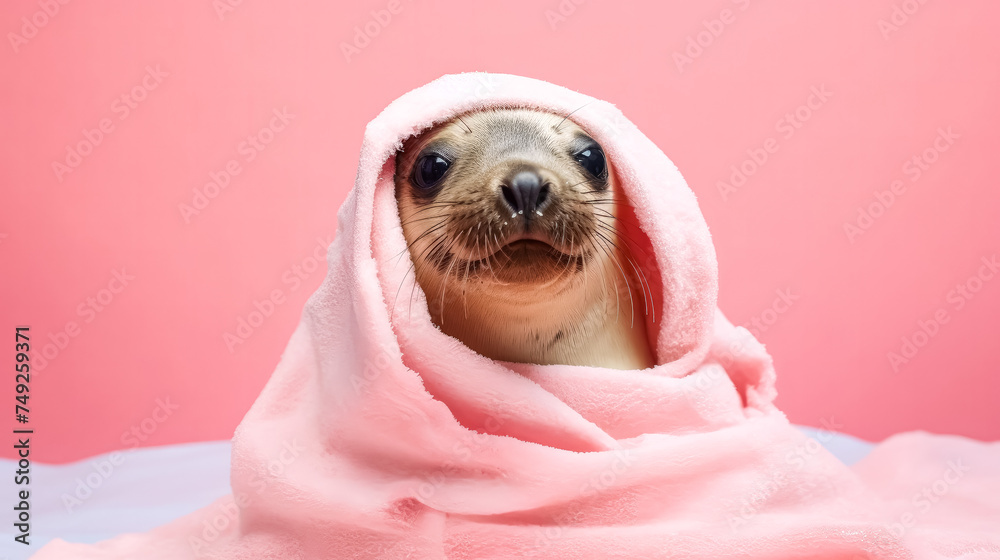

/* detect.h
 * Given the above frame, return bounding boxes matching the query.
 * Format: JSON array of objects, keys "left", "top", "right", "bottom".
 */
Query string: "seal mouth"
[
  {"left": 452, "top": 232, "right": 590, "bottom": 283},
  {"left": 481, "top": 233, "right": 575, "bottom": 263},
  {"left": 500, "top": 239, "right": 563, "bottom": 261},
  {"left": 505, "top": 239, "right": 551, "bottom": 251}
]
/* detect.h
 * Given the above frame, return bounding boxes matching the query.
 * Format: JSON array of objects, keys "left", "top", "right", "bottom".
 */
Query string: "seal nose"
[{"left": 501, "top": 170, "right": 549, "bottom": 216}]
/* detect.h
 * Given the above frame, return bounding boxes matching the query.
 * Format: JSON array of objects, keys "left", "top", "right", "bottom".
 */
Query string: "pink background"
[{"left": 2, "top": 1, "right": 997, "bottom": 463}]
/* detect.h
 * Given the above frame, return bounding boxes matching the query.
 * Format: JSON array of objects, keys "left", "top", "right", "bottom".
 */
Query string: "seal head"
[{"left": 394, "top": 108, "right": 656, "bottom": 370}]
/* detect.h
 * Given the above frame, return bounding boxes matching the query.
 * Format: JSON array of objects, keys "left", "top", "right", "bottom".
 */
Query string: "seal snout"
[
  {"left": 395, "top": 107, "right": 618, "bottom": 282},
  {"left": 500, "top": 169, "right": 551, "bottom": 217}
]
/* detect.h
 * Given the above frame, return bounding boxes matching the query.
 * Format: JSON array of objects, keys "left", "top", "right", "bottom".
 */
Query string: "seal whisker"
[
  {"left": 558, "top": 229, "right": 580, "bottom": 284},
  {"left": 401, "top": 196, "right": 467, "bottom": 207},
  {"left": 478, "top": 226, "right": 504, "bottom": 284},
  {"left": 565, "top": 177, "right": 606, "bottom": 193},
  {"left": 390, "top": 260, "right": 415, "bottom": 321},
  {"left": 594, "top": 230, "right": 635, "bottom": 328},
  {"left": 607, "top": 236, "right": 650, "bottom": 323},
  {"left": 461, "top": 227, "right": 475, "bottom": 319},
  {"left": 530, "top": 246, "right": 576, "bottom": 290},
  {"left": 394, "top": 231, "right": 440, "bottom": 321},
  {"left": 547, "top": 228, "right": 576, "bottom": 287},
  {"left": 578, "top": 230, "right": 590, "bottom": 307},
  {"left": 596, "top": 224, "right": 651, "bottom": 320},
  {"left": 594, "top": 219, "right": 655, "bottom": 320},
  {"left": 587, "top": 234, "right": 620, "bottom": 323},
  {"left": 591, "top": 213, "right": 654, "bottom": 265},
  {"left": 398, "top": 213, "right": 450, "bottom": 229},
  {"left": 554, "top": 101, "right": 594, "bottom": 133},
  {"left": 591, "top": 209, "right": 651, "bottom": 257},
  {"left": 405, "top": 199, "right": 472, "bottom": 217},
  {"left": 436, "top": 234, "right": 464, "bottom": 325},
  {"left": 596, "top": 226, "right": 653, "bottom": 321},
  {"left": 408, "top": 198, "right": 469, "bottom": 208},
  {"left": 391, "top": 220, "right": 449, "bottom": 267},
  {"left": 627, "top": 252, "right": 652, "bottom": 321},
  {"left": 482, "top": 226, "right": 505, "bottom": 284},
  {"left": 487, "top": 231, "right": 517, "bottom": 281},
  {"left": 407, "top": 234, "right": 450, "bottom": 320}
]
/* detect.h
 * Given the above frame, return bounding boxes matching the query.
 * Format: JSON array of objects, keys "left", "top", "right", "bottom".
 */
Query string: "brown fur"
[{"left": 393, "top": 109, "right": 656, "bottom": 370}]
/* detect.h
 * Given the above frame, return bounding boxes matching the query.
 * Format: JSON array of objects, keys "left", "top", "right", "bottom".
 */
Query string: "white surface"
[
  {"left": 0, "top": 428, "right": 874, "bottom": 560},
  {"left": 2, "top": 441, "right": 232, "bottom": 560}
]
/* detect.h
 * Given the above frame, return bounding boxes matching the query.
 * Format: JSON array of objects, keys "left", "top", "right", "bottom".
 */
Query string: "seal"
[{"left": 393, "top": 108, "right": 656, "bottom": 370}]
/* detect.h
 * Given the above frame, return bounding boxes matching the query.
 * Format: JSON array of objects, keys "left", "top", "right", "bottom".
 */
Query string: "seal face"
[{"left": 394, "top": 108, "right": 656, "bottom": 370}]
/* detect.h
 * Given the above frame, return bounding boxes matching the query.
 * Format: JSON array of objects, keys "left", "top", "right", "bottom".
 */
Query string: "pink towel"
[{"left": 34, "top": 73, "right": 1000, "bottom": 559}]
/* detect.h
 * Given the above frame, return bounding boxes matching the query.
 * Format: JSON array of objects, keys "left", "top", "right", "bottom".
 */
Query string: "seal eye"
[
  {"left": 413, "top": 154, "right": 451, "bottom": 189},
  {"left": 575, "top": 146, "right": 606, "bottom": 178}
]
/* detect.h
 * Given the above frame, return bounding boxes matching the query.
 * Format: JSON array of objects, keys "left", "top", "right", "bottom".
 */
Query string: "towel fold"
[{"left": 33, "top": 73, "right": 1000, "bottom": 560}]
